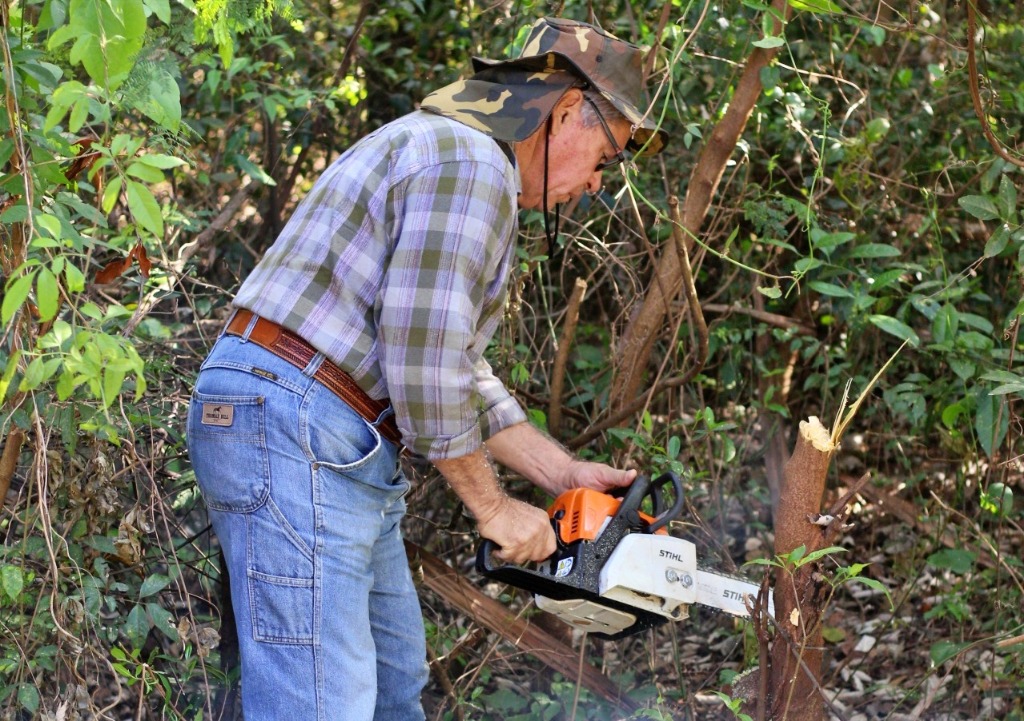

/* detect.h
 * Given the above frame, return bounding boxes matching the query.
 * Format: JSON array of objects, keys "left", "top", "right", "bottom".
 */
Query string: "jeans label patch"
[{"left": 202, "top": 403, "right": 234, "bottom": 426}]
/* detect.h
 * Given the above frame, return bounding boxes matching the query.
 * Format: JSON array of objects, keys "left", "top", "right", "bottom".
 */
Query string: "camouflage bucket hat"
[{"left": 421, "top": 17, "right": 666, "bottom": 156}]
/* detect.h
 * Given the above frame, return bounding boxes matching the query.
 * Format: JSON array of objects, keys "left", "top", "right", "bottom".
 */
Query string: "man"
[{"left": 187, "top": 16, "right": 666, "bottom": 721}]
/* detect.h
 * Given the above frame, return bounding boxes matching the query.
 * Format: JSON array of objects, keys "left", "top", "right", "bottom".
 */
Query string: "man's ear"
[{"left": 549, "top": 88, "right": 584, "bottom": 137}]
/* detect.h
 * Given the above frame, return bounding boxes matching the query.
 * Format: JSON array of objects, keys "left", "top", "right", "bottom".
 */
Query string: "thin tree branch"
[
  {"left": 549, "top": 278, "right": 586, "bottom": 439},
  {"left": 966, "top": 0, "right": 1024, "bottom": 169}
]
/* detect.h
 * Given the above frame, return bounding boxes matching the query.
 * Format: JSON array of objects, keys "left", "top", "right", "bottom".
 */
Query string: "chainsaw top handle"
[{"left": 613, "top": 471, "right": 684, "bottom": 534}]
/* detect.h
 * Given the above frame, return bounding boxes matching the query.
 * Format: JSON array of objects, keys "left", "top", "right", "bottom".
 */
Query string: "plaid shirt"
[{"left": 234, "top": 111, "right": 526, "bottom": 459}]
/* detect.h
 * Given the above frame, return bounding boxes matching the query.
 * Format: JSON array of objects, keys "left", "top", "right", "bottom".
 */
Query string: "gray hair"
[{"left": 579, "top": 89, "right": 625, "bottom": 130}]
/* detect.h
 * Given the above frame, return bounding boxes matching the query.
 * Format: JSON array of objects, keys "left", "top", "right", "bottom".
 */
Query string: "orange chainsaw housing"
[{"left": 548, "top": 488, "right": 668, "bottom": 545}]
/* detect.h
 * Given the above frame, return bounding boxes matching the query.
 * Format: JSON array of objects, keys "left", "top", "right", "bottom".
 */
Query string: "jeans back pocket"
[{"left": 187, "top": 390, "right": 270, "bottom": 512}]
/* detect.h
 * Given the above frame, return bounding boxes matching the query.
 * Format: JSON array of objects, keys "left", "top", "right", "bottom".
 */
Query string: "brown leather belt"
[{"left": 225, "top": 309, "right": 403, "bottom": 447}]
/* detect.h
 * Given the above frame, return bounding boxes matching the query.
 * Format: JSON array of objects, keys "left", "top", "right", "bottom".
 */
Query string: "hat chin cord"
[{"left": 542, "top": 115, "right": 561, "bottom": 256}]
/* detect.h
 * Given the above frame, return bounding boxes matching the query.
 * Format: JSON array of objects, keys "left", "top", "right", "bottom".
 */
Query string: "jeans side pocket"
[
  {"left": 246, "top": 501, "right": 315, "bottom": 644},
  {"left": 187, "top": 390, "right": 270, "bottom": 513}
]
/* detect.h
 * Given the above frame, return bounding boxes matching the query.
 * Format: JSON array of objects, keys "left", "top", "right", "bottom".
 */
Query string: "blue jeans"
[{"left": 186, "top": 333, "right": 428, "bottom": 721}]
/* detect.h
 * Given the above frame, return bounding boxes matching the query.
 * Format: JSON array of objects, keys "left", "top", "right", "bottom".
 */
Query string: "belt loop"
[
  {"left": 239, "top": 310, "right": 258, "bottom": 343},
  {"left": 220, "top": 308, "right": 240, "bottom": 339},
  {"left": 303, "top": 351, "right": 326, "bottom": 378}
]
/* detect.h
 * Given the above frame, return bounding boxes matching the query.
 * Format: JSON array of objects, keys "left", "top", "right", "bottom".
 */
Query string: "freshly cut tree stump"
[{"left": 768, "top": 416, "right": 836, "bottom": 721}]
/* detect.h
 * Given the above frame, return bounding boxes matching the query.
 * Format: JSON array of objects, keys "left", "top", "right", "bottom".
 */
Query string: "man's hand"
[
  {"left": 432, "top": 449, "right": 556, "bottom": 566},
  {"left": 475, "top": 495, "right": 556, "bottom": 565},
  {"left": 552, "top": 458, "right": 637, "bottom": 495}
]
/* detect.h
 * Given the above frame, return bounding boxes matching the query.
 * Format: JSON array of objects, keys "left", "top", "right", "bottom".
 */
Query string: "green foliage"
[{"left": 2, "top": 0, "right": 1023, "bottom": 717}]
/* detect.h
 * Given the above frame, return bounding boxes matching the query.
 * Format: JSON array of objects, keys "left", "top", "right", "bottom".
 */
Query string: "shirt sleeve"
[
  {"left": 378, "top": 154, "right": 518, "bottom": 459},
  {"left": 474, "top": 356, "right": 527, "bottom": 440}
]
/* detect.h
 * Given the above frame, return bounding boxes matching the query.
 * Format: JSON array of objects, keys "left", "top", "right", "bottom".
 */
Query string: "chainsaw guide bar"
[{"left": 476, "top": 472, "right": 774, "bottom": 639}]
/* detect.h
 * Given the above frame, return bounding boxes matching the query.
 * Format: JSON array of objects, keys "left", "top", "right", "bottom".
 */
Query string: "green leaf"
[
  {"left": 975, "top": 389, "right": 1008, "bottom": 459},
  {"left": 667, "top": 435, "right": 682, "bottom": 458},
  {"left": 54, "top": 0, "right": 147, "bottom": 90},
  {"left": 35, "top": 213, "right": 63, "bottom": 241},
  {"left": 126, "top": 161, "right": 166, "bottom": 183},
  {"left": 809, "top": 281, "right": 854, "bottom": 298},
  {"left": 102, "top": 176, "right": 123, "bottom": 215},
  {"left": 980, "top": 483, "right": 1013, "bottom": 516},
  {"left": 794, "top": 545, "right": 846, "bottom": 567},
  {"left": 957, "top": 195, "right": 999, "bottom": 221},
  {"left": 980, "top": 370, "right": 1024, "bottom": 384},
  {"left": 810, "top": 229, "right": 856, "bottom": 253},
  {"left": 0, "top": 350, "right": 22, "bottom": 401},
  {"left": 984, "top": 224, "right": 1009, "bottom": 258},
  {"left": 926, "top": 549, "right": 976, "bottom": 574},
  {"left": 20, "top": 356, "right": 46, "bottom": 391},
  {"left": 233, "top": 154, "right": 277, "bottom": 186},
  {"left": 1, "top": 565, "right": 24, "bottom": 600},
  {"left": 125, "top": 180, "right": 164, "bottom": 237},
  {"left": 989, "top": 383, "right": 1024, "bottom": 396},
  {"left": 998, "top": 175, "right": 1018, "bottom": 222},
  {"left": 786, "top": 544, "right": 807, "bottom": 564},
  {"left": 793, "top": 256, "right": 824, "bottom": 276},
  {"left": 139, "top": 573, "right": 171, "bottom": 598},
  {"left": 845, "top": 243, "right": 901, "bottom": 259},
  {"left": 931, "top": 304, "right": 959, "bottom": 345},
  {"left": 136, "top": 153, "right": 187, "bottom": 170},
  {"left": 789, "top": 0, "right": 841, "bottom": 12},
  {"left": 64, "top": 263, "right": 86, "bottom": 294},
  {"left": 36, "top": 267, "right": 60, "bottom": 322},
  {"left": 822, "top": 626, "right": 846, "bottom": 643},
  {"left": 930, "top": 640, "right": 970, "bottom": 667},
  {"left": 868, "top": 315, "right": 920, "bottom": 346},
  {"left": 753, "top": 36, "right": 786, "bottom": 49},
  {"left": 135, "top": 67, "right": 182, "bottom": 132},
  {"left": 2, "top": 271, "right": 38, "bottom": 325},
  {"left": 758, "top": 285, "right": 782, "bottom": 299},
  {"left": 144, "top": 0, "right": 171, "bottom": 23},
  {"left": 124, "top": 604, "right": 152, "bottom": 649},
  {"left": 17, "top": 683, "right": 39, "bottom": 715},
  {"left": 146, "top": 602, "right": 179, "bottom": 640}
]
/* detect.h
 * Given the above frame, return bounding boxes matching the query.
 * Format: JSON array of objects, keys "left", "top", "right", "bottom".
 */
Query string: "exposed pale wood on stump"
[{"left": 769, "top": 417, "right": 835, "bottom": 721}]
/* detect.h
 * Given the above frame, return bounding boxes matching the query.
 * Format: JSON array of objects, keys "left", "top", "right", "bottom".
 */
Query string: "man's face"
[{"left": 516, "top": 91, "right": 632, "bottom": 211}]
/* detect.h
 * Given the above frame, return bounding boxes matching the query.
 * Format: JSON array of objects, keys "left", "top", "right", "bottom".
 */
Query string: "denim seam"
[
  {"left": 201, "top": 358, "right": 310, "bottom": 396},
  {"left": 311, "top": 462, "right": 326, "bottom": 721},
  {"left": 264, "top": 496, "right": 314, "bottom": 561}
]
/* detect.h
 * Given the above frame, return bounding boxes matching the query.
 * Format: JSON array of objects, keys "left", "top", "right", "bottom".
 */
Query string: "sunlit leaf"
[
  {"left": 868, "top": 315, "right": 920, "bottom": 346},
  {"left": 957, "top": 195, "right": 999, "bottom": 221}
]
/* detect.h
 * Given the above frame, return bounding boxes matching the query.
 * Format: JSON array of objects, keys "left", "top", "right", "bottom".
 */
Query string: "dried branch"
[
  {"left": 966, "top": 1, "right": 1024, "bottom": 169},
  {"left": 610, "top": 0, "right": 793, "bottom": 410},
  {"left": 549, "top": 278, "right": 587, "bottom": 439},
  {"left": 404, "top": 541, "right": 640, "bottom": 714},
  {"left": 568, "top": 196, "right": 707, "bottom": 449},
  {"left": 0, "top": 428, "right": 26, "bottom": 508}
]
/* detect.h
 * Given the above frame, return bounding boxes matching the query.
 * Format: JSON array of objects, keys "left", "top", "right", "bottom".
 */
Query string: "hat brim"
[{"left": 472, "top": 53, "right": 666, "bottom": 156}]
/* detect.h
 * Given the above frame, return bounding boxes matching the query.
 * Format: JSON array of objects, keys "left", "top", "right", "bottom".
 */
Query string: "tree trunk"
[
  {"left": 609, "top": 0, "right": 793, "bottom": 412},
  {"left": 767, "top": 417, "right": 835, "bottom": 721}
]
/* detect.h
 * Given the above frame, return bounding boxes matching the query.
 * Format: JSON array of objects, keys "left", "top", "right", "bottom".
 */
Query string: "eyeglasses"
[{"left": 584, "top": 95, "right": 629, "bottom": 172}]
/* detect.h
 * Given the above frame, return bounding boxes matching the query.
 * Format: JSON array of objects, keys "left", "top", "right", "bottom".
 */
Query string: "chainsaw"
[{"left": 476, "top": 472, "right": 774, "bottom": 639}]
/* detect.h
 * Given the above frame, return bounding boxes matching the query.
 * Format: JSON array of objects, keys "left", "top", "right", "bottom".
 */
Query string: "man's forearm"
[
  {"left": 483, "top": 422, "right": 574, "bottom": 496},
  {"left": 431, "top": 449, "right": 506, "bottom": 522},
  {"left": 432, "top": 446, "right": 557, "bottom": 564}
]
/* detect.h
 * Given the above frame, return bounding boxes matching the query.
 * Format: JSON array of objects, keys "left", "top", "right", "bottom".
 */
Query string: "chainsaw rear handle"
[{"left": 476, "top": 537, "right": 509, "bottom": 574}]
